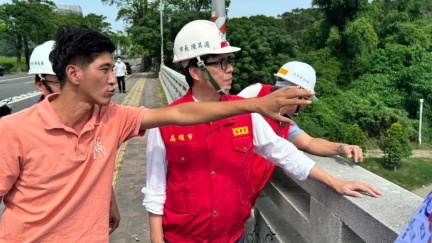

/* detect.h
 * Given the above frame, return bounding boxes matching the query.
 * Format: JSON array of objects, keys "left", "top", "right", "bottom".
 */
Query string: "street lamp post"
[
  {"left": 160, "top": 0, "right": 164, "bottom": 65},
  {"left": 211, "top": 0, "right": 226, "bottom": 41},
  {"left": 419, "top": 99, "right": 424, "bottom": 145}
]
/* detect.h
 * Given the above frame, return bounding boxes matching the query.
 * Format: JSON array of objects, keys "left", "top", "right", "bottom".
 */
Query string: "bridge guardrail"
[{"left": 158, "top": 64, "right": 424, "bottom": 243}]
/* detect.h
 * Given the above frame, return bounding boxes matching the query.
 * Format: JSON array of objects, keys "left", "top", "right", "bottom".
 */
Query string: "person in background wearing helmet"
[
  {"left": 238, "top": 61, "right": 365, "bottom": 205},
  {"left": 143, "top": 20, "right": 382, "bottom": 243},
  {"left": 28, "top": 40, "right": 61, "bottom": 102},
  {"left": 114, "top": 56, "right": 128, "bottom": 93},
  {"left": 28, "top": 40, "right": 122, "bottom": 234},
  {"left": 0, "top": 27, "right": 321, "bottom": 242}
]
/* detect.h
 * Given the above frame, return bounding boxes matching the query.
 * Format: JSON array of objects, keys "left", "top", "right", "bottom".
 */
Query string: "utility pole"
[
  {"left": 211, "top": 0, "right": 226, "bottom": 41},
  {"left": 419, "top": 99, "right": 424, "bottom": 145},
  {"left": 160, "top": 0, "right": 164, "bottom": 65}
]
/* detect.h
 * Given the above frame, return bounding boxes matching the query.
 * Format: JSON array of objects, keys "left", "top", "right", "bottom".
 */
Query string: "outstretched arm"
[
  {"left": 292, "top": 134, "right": 364, "bottom": 163},
  {"left": 252, "top": 114, "right": 381, "bottom": 198},
  {"left": 141, "top": 87, "right": 314, "bottom": 130},
  {"left": 307, "top": 166, "right": 382, "bottom": 198}
]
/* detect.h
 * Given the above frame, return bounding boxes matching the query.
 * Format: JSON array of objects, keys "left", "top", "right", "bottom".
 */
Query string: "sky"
[{"left": 0, "top": 0, "right": 313, "bottom": 32}]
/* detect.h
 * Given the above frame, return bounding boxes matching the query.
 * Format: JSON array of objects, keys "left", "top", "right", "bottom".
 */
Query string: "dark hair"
[
  {"left": 116, "top": 56, "right": 122, "bottom": 59},
  {"left": 35, "top": 74, "right": 46, "bottom": 82},
  {"left": 49, "top": 27, "right": 116, "bottom": 86},
  {"left": 181, "top": 54, "right": 216, "bottom": 88}
]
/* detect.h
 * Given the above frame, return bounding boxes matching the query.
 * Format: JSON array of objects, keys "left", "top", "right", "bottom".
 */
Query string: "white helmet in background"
[
  {"left": 274, "top": 61, "right": 318, "bottom": 101},
  {"left": 28, "top": 40, "right": 55, "bottom": 75},
  {"left": 173, "top": 20, "right": 240, "bottom": 66}
]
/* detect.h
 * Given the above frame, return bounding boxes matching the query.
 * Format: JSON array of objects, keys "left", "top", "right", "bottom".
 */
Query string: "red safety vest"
[
  {"left": 250, "top": 84, "right": 290, "bottom": 205},
  {"left": 159, "top": 90, "right": 256, "bottom": 243}
]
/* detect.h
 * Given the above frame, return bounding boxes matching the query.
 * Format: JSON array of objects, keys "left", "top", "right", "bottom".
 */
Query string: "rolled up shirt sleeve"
[
  {"left": 251, "top": 113, "right": 316, "bottom": 181},
  {"left": 142, "top": 128, "right": 167, "bottom": 215}
]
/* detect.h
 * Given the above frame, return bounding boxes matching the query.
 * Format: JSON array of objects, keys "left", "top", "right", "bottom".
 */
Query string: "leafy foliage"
[
  {"left": 344, "top": 124, "right": 367, "bottom": 151},
  {"left": 379, "top": 122, "right": 412, "bottom": 169}
]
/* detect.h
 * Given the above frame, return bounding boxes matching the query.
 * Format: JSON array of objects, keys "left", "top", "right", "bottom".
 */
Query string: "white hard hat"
[
  {"left": 28, "top": 40, "right": 55, "bottom": 75},
  {"left": 274, "top": 61, "right": 318, "bottom": 101},
  {"left": 173, "top": 20, "right": 240, "bottom": 65}
]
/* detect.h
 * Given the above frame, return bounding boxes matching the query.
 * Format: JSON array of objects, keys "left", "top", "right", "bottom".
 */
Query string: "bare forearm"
[
  {"left": 299, "top": 138, "right": 340, "bottom": 157},
  {"left": 174, "top": 99, "right": 260, "bottom": 125},
  {"left": 307, "top": 166, "right": 382, "bottom": 198},
  {"left": 142, "top": 99, "right": 259, "bottom": 129},
  {"left": 149, "top": 212, "right": 164, "bottom": 243},
  {"left": 141, "top": 87, "right": 315, "bottom": 130},
  {"left": 111, "top": 187, "right": 118, "bottom": 210},
  {"left": 307, "top": 166, "right": 339, "bottom": 189}
]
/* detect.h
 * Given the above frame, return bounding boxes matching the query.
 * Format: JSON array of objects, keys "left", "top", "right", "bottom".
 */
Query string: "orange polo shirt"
[{"left": 0, "top": 94, "right": 146, "bottom": 242}]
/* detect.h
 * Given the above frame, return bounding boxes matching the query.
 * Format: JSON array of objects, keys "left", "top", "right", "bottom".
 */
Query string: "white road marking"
[
  {"left": 0, "top": 76, "right": 31, "bottom": 83},
  {"left": 5, "top": 91, "right": 40, "bottom": 104}
]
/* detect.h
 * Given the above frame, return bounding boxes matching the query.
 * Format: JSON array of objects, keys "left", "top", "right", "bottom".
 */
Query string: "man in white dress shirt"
[
  {"left": 143, "top": 20, "right": 382, "bottom": 243},
  {"left": 113, "top": 56, "right": 128, "bottom": 93}
]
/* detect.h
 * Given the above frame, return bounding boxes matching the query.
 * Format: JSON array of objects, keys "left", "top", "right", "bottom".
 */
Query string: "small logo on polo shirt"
[{"left": 93, "top": 137, "right": 106, "bottom": 159}]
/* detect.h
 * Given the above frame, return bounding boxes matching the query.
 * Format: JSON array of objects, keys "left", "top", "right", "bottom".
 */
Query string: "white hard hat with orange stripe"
[{"left": 274, "top": 61, "right": 318, "bottom": 101}]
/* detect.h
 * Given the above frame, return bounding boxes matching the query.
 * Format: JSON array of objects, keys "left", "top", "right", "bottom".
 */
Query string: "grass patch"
[
  {"left": 0, "top": 56, "right": 27, "bottom": 73},
  {"left": 156, "top": 78, "right": 168, "bottom": 106},
  {"left": 360, "top": 157, "right": 432, "bottom": 190},
  {"left": 411, "top": 142, "right": 432, "bottom": 150}
]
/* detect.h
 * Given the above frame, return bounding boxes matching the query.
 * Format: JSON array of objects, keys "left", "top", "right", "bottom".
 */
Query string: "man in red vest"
[
  {"left": 238, "top": 61, "right": 364, "bottom": 205},
  {"left": 143, "top": 20, "right": 382, "bottom": 243}
]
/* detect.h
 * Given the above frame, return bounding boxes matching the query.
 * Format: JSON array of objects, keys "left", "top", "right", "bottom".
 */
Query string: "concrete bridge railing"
[
  {"left": 158, "top": 64, "right": 424, "bottom": 243},
  {"left": 159, "top": 64, "right": 188, "bottom": 104}
]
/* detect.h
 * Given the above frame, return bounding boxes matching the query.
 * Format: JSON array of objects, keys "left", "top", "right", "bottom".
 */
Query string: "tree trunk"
[
  {"left": 15, "top": 35, "right": 23, "bottom": 73},
  {"left": 140, "top": 56, "right": 145, "bottom": 72},
  {"left": 24, "top": 36, "right": 30, "bottom": 72}
]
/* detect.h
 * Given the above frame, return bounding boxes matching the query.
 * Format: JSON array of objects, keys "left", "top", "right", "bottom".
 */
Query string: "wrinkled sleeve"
[
  {"left": 142, "top": 128, "right": 167, "bottom": 215},
  {"left": 287, "top": 124, "right": 305, "bottom": 142},
  {"left": 237, "top": 83, "right": 262, "bottom": 98},
  {"left": 251, "top": 113, "right": 315, "bottom": 181},
  {"left": 112, "top": 105, "right": 147, "bottom": 143},
  {"left": 0, "top": 120, "right": 21, "bottom": 196}
]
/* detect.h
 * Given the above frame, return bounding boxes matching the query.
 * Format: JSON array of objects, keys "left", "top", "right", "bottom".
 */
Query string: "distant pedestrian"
[{"left": 114, "top": 56, "right": 128, "bottom": 93}]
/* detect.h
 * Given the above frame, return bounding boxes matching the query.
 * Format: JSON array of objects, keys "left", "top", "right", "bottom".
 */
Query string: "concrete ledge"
[
  {"left": 254, "top": 154, "right": 424, "bottom": 243},
  {"left": 157, "top": 65, "right": 425, "bottom": 243}
]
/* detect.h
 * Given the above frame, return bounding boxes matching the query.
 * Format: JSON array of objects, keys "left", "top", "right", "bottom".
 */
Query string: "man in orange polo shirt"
[{"left": 0, "top": 27, "right": 316, "bottom": 242}]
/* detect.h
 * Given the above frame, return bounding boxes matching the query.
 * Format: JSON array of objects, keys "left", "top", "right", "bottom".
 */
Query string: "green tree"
[
  {"left": 379, "top": 122, "right": 412, "bottom": 170},
  {"left": 228, "top": 16, "right": 294, "bottom": 93},
  {"left": 343, "top": 17, "right": 378, "bottom": 79},
  {"left": 312, "top": 0, "right": 369, "bottom": 30},
  {"left": 0, "top": 0, "right": 56, "bottom": 72},
  {"left": 83, "top": 14, "right": 112, "bottom": 36},
  {"left": 344, "top": 124, "right": 367, "bottom": 151}
]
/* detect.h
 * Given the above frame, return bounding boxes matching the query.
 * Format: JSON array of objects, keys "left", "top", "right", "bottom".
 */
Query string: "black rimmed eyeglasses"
[{"left": 205, "top": 58, "right": 233, "bottom": 71}]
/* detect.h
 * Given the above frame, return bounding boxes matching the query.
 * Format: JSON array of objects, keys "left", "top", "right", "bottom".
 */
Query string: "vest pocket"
[
  {"left": 165, "top": 190, "right": 198, "bottom": 215},
  {"left": 165, "top": 145, "right": 198, "bottom": 189},
  {"left": 165, "top": 144, "right": 198, "bottom": 162},
  {"left": 231, "top": 136, "right": 253, "bottom": 153}
]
